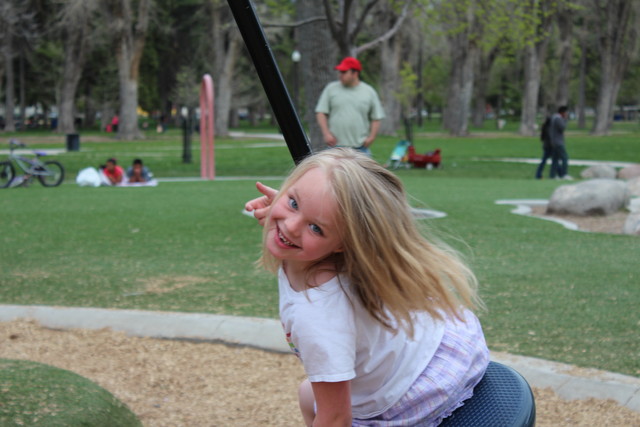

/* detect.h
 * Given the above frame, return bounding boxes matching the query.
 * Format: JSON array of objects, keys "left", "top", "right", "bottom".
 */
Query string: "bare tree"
[
  {"left": 440, "top": 1, "right": 480, "bottom": 136},
  {"left": 204, "top": 0, "right": 242, "bottom": 137},
  {"left": 323, "top": 0, "right": 378, "bottom": 58},
  {"left": 322, "top": 0, "right": 413, "bottom": 137},
  {"left": 1, "top": 4, "right": 17, "bottom": 132},
  {"left": 262, "top": 1, "right": 411, "bottom": 143},
  {"left": 322, "top": 0, "right": 412, "bottom": 57},
  {"left": 55, "top": 0, "right": 100, "bottom": 134},
  {"left": 518, "top": 0, "right": 555, "bottom": 136},
  {"left": 0, "top": 1, "right": 35, "bottom": 132},
  {"left": 591, "top": 0, "right": 639, "bottom": 135},
  {"left": 472, "top": 45, "right": 500, "bottom": 127},
  {"left": 296, "top": 0, "right": 337, "bottom": 151},
  {"left": 377, "top": 1, "right": 409, "bottom": 135},
  {"left": 554, "top": 4, "right": 574, "bottom": 109},
  {"left": 575, "top": 32, "right": 589, "bottom": 129},
  {"left": 102, "top": 0, "right": 152, "bottom": 140}
]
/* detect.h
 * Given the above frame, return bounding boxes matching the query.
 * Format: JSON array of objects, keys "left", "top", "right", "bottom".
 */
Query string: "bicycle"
[{"left": 0, "top": 139, "right": 65, "bottom": 188}]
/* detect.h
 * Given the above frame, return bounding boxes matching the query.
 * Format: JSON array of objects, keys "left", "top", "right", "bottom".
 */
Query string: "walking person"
[
  {"left": 550, "top": 106, "right": 571, "bottom": 180},
  {"left": 535, "top": 115, "right": 555, "bottom": 179},
  {"left": 245, "top": 149, "right": 489, "bottom": 426},
  {"left": 315, "top": 57, "right": 385, "bottom": 155}
]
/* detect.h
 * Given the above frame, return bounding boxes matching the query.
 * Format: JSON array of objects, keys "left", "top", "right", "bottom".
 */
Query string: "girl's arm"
[{"left": 311, "top": 381, "right": 352, "bottom": 427}]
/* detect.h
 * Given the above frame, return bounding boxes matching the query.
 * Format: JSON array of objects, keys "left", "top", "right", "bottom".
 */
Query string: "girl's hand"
[{"left": 245, "top": 182, "right": 278, "bottom": 226}]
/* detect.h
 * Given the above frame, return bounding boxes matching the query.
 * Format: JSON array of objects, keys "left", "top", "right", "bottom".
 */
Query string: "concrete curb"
[
  {"left": 491, "top": 351, "right": 640, "bottom": 412},
  {"left": 0, "top": 304, "right": 288, "bottom": 353},
  {"left": 1, "top": 304, "right": 638, "bottom": 412}
]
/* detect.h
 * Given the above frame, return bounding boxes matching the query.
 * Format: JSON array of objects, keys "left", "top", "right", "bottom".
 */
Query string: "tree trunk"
[
  {"left": 323, "top": 0, "right": 357, "bottom": 58},
  {"left": 416, "top": 37, "right": 424, "bottom": 128},
  {"left": 518, "top": 0, "right": 553, "bottom": 136},
  {"left": 3, "top": 31, "right": 16, "bottom": 132},
  {"left": 19, "top": 54, "right": 26, "bottom": 128},
  {"left": 555, "top": 8, "right": 573, "bottom": 108},
  {"left": 118, "top": 75, "right": 139, "bottom": 138},
  {"left": 83, "top": 86, "right": 97, "bottom": 128},
  {"left": 591, "top": 0, "right": 637, "bottom": 135},
  {"left": 214, "top": 33, "right": 241, "bottom": 137},
  {"left": 443, "top": 50, "right": 462, "bottom": 133},
  {"left": 519, "top": 44, "right": 543, "bottom": 136},
  {"left": 111, "top": 0, "right": 151, "bottom": 140},
  {"left": 460, "top": 46, "right": 476, "bottom": 135},
  {"left": 442, "top": 2, "right": 480, "bottom": 137},
  {"left": 297, "top": 0, "right": 336, "bottom": 152},
  {"left": 378, "top": 30, "right": 402, "bottom": 136},
  {"left": 208, "top": 2, "right": 241, "bottom": 137},
  {"left": 0, "top": 68, "right": 5, "bottom": 121},
  {"left": 444, "top": 33, "right": 477, "bottom": 136},
  {"left": 576, "top": 37, "right": 587, "bottom": 129},
  {"left": 472, "top": 47, "right": 499, "bottom": 127},
  {"left": 101, "top": 104, "right": 115, "bottom": 132},
  {"left": 58, "top": 21, "right": 90, "bottom": 134}
]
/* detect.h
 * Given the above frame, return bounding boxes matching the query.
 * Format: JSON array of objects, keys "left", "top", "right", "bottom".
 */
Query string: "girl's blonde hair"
[{"left": 261, "top": 148, "right": 481, "bottom": 335}]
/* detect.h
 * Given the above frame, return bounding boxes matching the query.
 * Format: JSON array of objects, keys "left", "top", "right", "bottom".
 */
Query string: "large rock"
[
  {"left": 580, "top": 164, "right": 617, "bottom": 179},
  {"left": 623, "top": 212, "right": 640, "bottom": 236},
  {"left": 547, "top": 179, "right": 630, "bottom": 216},
  {"left": 618, "top": 164, "right": 640, "bottom": 180},
  {"left": 627, "top": 177, "right": 640, "bottom": 197}
]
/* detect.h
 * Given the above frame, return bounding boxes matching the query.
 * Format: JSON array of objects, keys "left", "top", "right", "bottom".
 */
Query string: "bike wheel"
[
  {"left": 0, "top": 161, "right": 16, "bottom": 188},
  {"left": 37, "top": 161, "right": 65, "bottom": 187}
]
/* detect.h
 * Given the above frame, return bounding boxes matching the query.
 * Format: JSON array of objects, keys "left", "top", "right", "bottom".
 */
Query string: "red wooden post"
[{"left": 200, "top": 74, "right": 215, "bottom": 180}]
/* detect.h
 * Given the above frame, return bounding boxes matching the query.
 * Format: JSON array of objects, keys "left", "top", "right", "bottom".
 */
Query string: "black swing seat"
[{"left": 440, "top": 361, "right": 536, "bottom": 427}]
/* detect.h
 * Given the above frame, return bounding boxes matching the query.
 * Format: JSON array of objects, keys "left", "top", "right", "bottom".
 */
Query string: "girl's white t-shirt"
[{"left": 278, "top": 268, "right": 445, "bottom": 419}]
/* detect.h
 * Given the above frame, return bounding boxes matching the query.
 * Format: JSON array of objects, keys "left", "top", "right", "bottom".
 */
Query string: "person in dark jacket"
[
  {"left": 535, "top": 116, "right": 554, "bottom": 179},
  {"left": 549, "top": 106, "right": 571, "bottom": 180}
]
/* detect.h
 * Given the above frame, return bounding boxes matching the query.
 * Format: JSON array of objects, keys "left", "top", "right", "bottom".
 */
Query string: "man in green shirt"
[{"left": 315, "top": 57, "right": 385, "bottom": 155}]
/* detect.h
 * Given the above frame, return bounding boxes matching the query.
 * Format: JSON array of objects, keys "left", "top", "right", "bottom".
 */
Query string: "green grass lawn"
[
  {"left": 0, "top": 359, "right": 141, "bottom": 426},
  {"left": 1, "top": 123, "right": 638, "bottom": 377}
]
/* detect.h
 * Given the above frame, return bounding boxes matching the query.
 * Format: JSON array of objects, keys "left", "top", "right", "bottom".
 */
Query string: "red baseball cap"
[{"left": 335, "top": 57, "right": 362, "bottom": 71}]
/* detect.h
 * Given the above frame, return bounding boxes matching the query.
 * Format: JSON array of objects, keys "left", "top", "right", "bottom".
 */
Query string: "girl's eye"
[
  {"left": 309, "top": 224, "right": 323, "bottom": 235},
  {"left": 288, "top": 197, "right": 298, "bottom": 209}
]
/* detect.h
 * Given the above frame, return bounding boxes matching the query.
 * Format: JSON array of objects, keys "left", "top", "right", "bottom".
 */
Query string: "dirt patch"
[
  {"left": 529, "top": 205, "right": 630, "bottom": 235},
  {"left": 136, "top": 275, "right": 209, "bottom": 295},
  {"left": 1, "top": 320, "right": 639, "bottom": 426}
]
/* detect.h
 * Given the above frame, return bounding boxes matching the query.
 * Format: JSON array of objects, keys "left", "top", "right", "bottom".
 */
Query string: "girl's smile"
[{"left": 275, "top": 225, "right": 300, "bottom": 249}]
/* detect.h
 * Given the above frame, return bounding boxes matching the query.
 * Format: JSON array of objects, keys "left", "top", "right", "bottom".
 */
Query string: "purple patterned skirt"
[{"left": 352, "top": 311, "right": 490, "bottom": 427}]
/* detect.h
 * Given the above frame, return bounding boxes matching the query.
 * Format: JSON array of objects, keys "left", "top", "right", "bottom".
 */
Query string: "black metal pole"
[{"left": 227, "top": 0, "right": 312, "bottom": 164}]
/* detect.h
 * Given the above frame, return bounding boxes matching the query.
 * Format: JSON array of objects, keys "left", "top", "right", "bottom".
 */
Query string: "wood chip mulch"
[{"left": 2, "top": 320, "right": 639, "bottom": 427}]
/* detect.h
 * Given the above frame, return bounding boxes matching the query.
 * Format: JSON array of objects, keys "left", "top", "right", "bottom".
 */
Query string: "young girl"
[{"left": 245, "top": 149, "right": 489, "bottom": 426}]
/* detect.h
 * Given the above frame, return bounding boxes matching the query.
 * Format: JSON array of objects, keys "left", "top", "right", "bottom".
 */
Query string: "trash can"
[{"left": 66, "top": 133, "right": 80, "bottom": 151}]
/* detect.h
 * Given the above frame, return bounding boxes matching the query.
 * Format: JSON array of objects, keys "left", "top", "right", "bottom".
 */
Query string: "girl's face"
[{"left": 266, "top": 167, "right": 343, "bottom": 268}]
